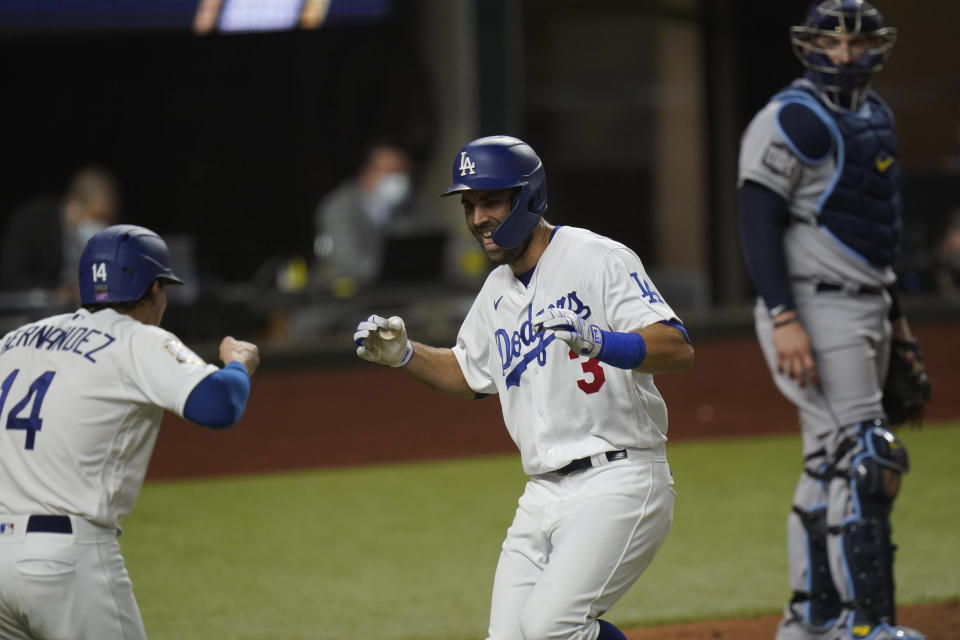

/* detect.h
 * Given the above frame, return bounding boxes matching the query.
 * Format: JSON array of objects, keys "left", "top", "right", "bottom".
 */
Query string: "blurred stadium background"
[
  {"left": 2, "top": 2, "right": 958, "bottom": 638},
  {"left": 1, "top": 0, "right": 958, "bottom": 355}
]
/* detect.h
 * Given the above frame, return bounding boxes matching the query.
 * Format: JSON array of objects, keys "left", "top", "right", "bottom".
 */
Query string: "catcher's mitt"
[{"left": 883, "top": 339, "right": 932, "bottom": 426}]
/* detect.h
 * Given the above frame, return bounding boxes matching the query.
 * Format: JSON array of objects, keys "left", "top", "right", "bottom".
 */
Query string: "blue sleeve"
[
  {"left": 184, "top": 361, "right": 251, "bottom": 429},
  {"left": 738, "top": 180, "right": 794, "bottom": 316}
]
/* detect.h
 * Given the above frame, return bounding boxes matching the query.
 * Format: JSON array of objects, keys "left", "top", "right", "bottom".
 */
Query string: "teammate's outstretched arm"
[
  {"left": 183, "top": 336, "right": 260, "bottom": 429},
  {"left": 354, "top": 314, "right": 474, "bottom": 398},
  {"left": 219, "top": 335, "right": 261, "bottom": 376}
]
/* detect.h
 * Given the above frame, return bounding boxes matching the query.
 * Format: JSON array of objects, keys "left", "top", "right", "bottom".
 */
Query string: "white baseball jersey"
[
  {"left": 0, "top": 307, "right": 218, "bottom": 639},
  {"left": 452, "top": 225, "right": 680, "bottom": 476},
  {"left": 0, "top": 308, "right": 216, "bottom": 528},
  {"left": 451, "top": 225, "right": 681, "bottom": 640}
]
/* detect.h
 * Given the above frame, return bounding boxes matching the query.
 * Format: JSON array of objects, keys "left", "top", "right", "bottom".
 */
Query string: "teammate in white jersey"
[
  {"left": 738, "top": 2, "right": 925, "bottom": 639},
  {"left": 354, "top": 135, "right": 693, "bottom": 640},
  {"left": 0, "top": 224, "right": 260, "bottom": 640}
]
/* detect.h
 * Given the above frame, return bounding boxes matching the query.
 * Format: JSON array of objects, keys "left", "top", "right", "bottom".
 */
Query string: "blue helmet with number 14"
[
  {"left": 441, "top": 135, "right": 548, "bottom": 249},
  {"left": 78, "top": 224, "right": 184, "bottom": 305}
]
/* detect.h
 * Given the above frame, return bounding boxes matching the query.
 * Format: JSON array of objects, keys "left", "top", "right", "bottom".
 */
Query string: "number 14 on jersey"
[{"left": 0, "top": 369, "right": 56, "bottom": 450}]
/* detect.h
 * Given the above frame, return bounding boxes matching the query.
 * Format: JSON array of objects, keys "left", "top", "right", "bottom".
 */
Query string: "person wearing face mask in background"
[
  {"left": 934, "top": 209, "right": 960, "bottom": 301},
  {"left": 312, "top": 142, "right": 439, "bottom": 296},
  {"left": 0, "top": 165, "right": 120, "bottom": 306}
]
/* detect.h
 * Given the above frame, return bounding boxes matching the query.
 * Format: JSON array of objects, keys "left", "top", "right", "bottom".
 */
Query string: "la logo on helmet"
[{"left": 458, "top": 152, "right": 476, "bottom": 176}]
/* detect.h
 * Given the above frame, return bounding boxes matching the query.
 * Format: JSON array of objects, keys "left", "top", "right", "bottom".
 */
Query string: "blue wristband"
[{"left": 595, "top": 331, "right": 647, "bottom": 370}]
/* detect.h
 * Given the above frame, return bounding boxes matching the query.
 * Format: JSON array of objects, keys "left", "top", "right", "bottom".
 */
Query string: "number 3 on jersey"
[
  {"left": 0, "top": 369, "right": 56, "bottom": 450},
  {"left": 568, "top": 350, "right": 605, "bottom": 394}
]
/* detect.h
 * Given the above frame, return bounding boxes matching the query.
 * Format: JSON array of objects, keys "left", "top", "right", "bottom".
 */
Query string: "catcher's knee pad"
[
  {"left": 791, "top": 503, "right": 842, "bottom": 626},
  {"left": 835, "top": 420, "right": 910, "bottom": 627}
]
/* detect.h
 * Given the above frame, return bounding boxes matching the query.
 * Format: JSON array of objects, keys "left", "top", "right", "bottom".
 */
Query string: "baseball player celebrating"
[
  {"left": 737, "top": 2, "right": 925, "bottom": 639},
  {"left": 354, "top": 135, "right": 694, "bottom": 640},
  {"left": 0, "top": 224, "right": 260, "bottom": 639}
]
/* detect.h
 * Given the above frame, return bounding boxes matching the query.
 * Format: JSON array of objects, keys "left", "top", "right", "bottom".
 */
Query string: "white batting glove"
[
  {"left": 354, "top": 315, "right": 414, "bottom": 367},
  {"left": 535, "top": 307, "right": 604, "bottom": 358}
]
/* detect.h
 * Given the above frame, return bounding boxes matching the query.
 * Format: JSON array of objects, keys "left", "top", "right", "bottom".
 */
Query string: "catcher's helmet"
[
  {"left": 441, "top": 135, "right": 547, "bottom": 249},
  {"left": 78, "top": 224, "right": 184, "bottom": 305},
  {"left": 790, "top": 0, "right": 896, "bottom": 110}
]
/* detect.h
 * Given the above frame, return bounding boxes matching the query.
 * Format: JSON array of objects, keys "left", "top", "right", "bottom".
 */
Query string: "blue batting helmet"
[
  {"left": 78, "top": 224, "right": 184, "bottom": 305},
  {"left": 441, "top": 135, "right": 547, "bottom": 249},
  {"left": 790, "top": 0, "right": 896, "bottom": 110}
]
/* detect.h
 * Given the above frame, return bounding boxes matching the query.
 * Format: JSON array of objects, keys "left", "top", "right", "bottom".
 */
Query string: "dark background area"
[
  {"left": 0, "top": 5, "right": 435, "bottom": 283},
  {"left": 0, "top": 0, "right": 807, "bottom": 285},
  {"left": 1, "top": 0, "right": 957, "bottom": 348}
]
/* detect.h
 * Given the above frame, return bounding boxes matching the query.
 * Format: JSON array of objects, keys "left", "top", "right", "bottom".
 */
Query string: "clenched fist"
[
  {"left": 354, "top": 315, "right": 414, "bottom": 367},
  {"left": 219, "top": 336, "right": 260, "bottom": 376}
]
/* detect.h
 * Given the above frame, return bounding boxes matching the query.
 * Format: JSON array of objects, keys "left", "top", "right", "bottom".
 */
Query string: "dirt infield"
[
  {"left": 625, "top": 601, "right": 960, "bottom": 639},
  {"left": 148, "top": 321, "right": 960, "bottom": 638}
]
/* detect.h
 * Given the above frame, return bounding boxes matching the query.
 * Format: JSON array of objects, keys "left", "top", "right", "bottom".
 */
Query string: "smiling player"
[{"left": 354, "top": 135, "right": 693, "bottom": 640}]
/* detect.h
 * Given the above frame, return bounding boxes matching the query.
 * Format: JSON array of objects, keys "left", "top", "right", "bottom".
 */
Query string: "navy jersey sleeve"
[{"left": 739, "top": 180, "right": 795, "bottom": 316}]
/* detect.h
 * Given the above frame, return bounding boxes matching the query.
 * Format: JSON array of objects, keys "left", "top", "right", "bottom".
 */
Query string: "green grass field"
[{"left": 123, "top": 423, "right": 960, "bottom": 640}]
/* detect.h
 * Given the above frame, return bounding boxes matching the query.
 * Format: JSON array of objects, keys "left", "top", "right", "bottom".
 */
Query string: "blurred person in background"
[
  {"left": 935, "top": 209, "right": 960, "bottom": 300},
  {"left": 311, "top": 141, "right": 437, "bottom": 296},
  {"left": 0, "top": 166, "right": 120, "bottom": 305},
  {"left": 737, "top": 2, "right": 926, "bottom": 639}
]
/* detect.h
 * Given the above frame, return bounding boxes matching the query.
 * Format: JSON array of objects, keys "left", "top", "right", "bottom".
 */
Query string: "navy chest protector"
[{"left": 775, "top": 86, "right": 902, "bottom": 268}]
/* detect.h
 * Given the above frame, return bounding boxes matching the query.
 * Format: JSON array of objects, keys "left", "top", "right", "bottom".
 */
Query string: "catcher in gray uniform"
[{"left": 737, "top": 2, "right": 928, "bottom": 639}]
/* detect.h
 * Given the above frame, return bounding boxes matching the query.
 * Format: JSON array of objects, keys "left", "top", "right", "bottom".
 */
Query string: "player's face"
[
  {"left": 461, "top": 188, "right": 528, "bottom": 265},
  {"left": 812, "top": 33, "right": 878, "bottom": 66}
]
